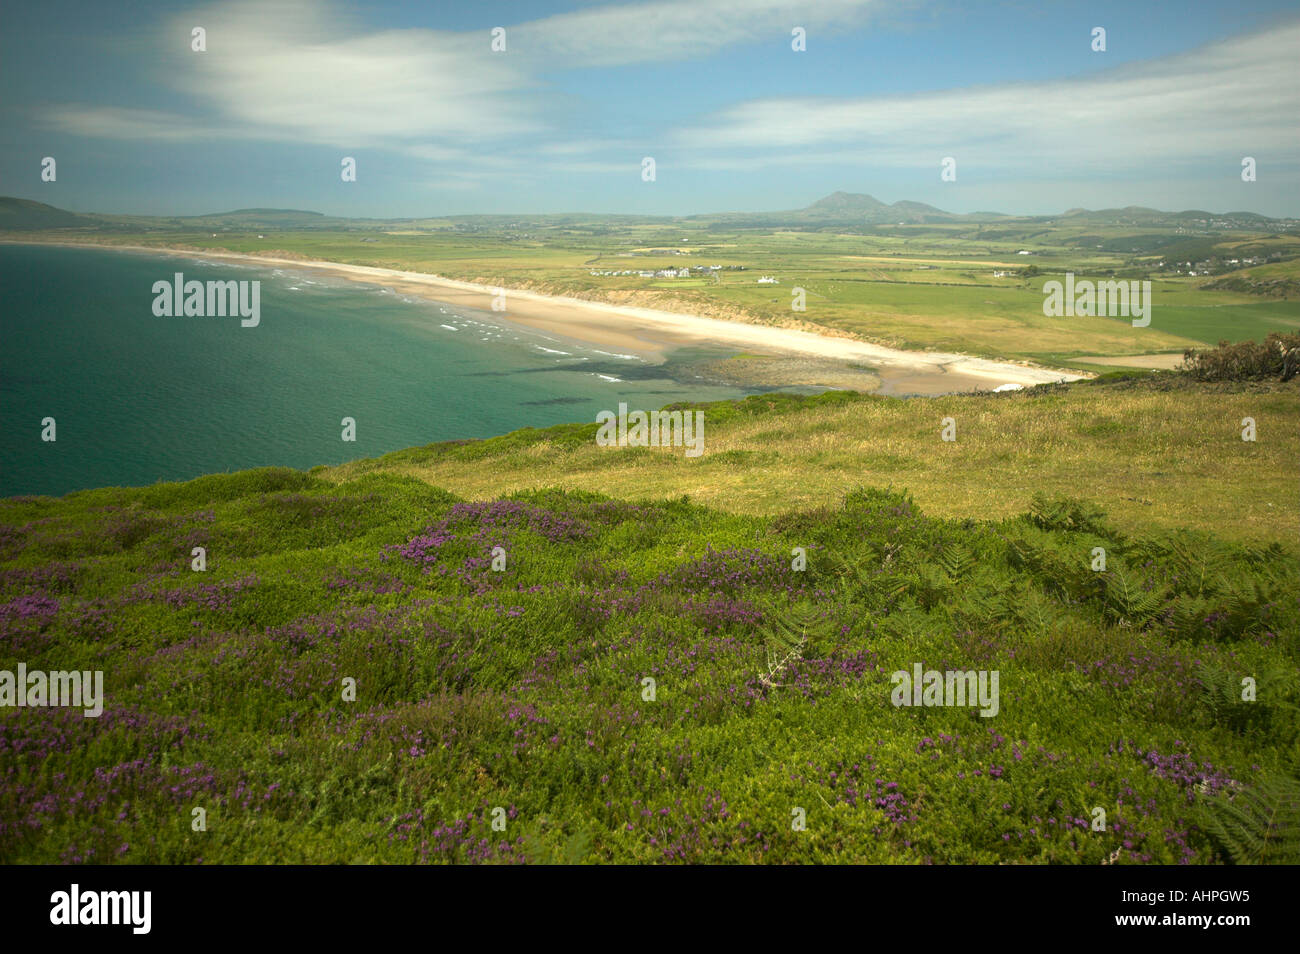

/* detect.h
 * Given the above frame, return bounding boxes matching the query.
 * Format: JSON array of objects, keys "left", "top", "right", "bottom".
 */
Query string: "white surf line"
[
  {"left": 290, "top": 263, "right": 1087, "bottom": 385},
  {"left": 310, "top": 263, "right": 1086, "bottom": 385},
  {"left": 19, "top": 242, "right": 1088, "bottom": 387}
]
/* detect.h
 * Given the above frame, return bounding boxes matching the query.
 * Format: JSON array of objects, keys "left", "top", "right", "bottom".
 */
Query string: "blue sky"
[{"left": 2, "top": 0, "right": 1298, "bottom": 217}]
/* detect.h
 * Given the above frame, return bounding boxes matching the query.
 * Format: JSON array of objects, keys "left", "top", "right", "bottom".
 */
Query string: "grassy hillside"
[
  {"left": 2, "top": 378, "right": 1297, "bottom": 864},
  {"left": 324, "top": 377, "right": 1300, "bottom": 546}
]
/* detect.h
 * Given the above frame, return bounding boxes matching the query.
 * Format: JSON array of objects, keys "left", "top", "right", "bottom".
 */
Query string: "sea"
[{"left": 0, "top": 244, "right": 773, "bottom": 497}]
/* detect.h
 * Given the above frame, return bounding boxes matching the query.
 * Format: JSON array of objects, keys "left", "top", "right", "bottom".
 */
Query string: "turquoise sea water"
[{"left": 0, "top": 245, "right": 766, "bottom": 497}]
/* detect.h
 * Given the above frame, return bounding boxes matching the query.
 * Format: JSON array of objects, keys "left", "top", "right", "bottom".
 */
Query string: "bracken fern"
[{"left": 1198, "top": 774, "right": 1300, "bottom": 864}]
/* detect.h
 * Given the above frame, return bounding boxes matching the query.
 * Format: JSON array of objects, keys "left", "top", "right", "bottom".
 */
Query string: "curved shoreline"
[{"left": 4, "top": 239, "right": 1091, "bottom": 392}]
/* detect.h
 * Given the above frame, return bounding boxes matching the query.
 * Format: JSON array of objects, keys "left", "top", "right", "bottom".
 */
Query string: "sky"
[{"left": 1, "top": 0, "right": 1298, "bottom": 218}]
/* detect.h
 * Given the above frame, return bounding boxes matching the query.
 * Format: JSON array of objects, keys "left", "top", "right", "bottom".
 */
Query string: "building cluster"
[
  {"left": 1165, "top": 255, "right": 1270, "bottom": 276},
  {"left": 588, "top": 264, "right": 745, "bottom": 278}
]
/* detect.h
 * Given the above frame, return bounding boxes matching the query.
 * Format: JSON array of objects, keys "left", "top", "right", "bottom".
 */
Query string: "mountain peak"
[{"left": 807, "top": 191, "right": 887, "bottom": 212}]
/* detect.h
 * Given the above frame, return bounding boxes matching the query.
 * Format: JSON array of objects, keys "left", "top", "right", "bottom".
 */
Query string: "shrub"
[{"left": 1180, "top": 331, "right": 1300, "bottom": 382}]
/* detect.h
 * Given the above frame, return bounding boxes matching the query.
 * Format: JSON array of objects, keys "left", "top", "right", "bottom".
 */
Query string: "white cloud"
[
  {"left": 34, "top": 0, "right": 1298, "bottom": 198},
  {"left": 40, "top": 105, "right": 229, "bottom": 141},
  {"left": 512, "top": 0, "right": 881, "bottom": 68},
  {"left": 669, "top": 21, "right": 1300, "bottom": 173},
  {"left": 167, "top": 0, "right": 544, "bottom": 146},
  {"left": 37, "top": 0, "right": 886, "bottom": 153}
]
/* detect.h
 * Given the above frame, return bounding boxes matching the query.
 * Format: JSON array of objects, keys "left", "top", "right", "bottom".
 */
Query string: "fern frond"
[
  {"left": 1199, "top": 775, "right": 1300, "bottom": 864},
  {"left": 939, "top": 542, "right": 975, "bottom": 580},
  {"left": 1013, "top": 586, "right": 1065, "bottom": 632},
  {"left": 1103, "top": 564, "right": 1162, "bottom": 625},
  {"left": 758, "top": 603, "right": 831, "bottom": 688}
]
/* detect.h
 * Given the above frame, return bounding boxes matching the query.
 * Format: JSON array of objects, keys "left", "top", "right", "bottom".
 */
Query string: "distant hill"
[
  {"left": 806, "top": 191, "right": 888, "bottom": 214},
  {"left": 0, "top": 194, "right": 1293, "bottom": 234},
  {"left": 0, "top": 197, "right": 91, "bottom": 230},
  {"left": 1040, "top": 206, "right": 1281, "bottom": 229},
  {"left": 0, "top": 199, "right": 356, "bottom": 233},
  {"left": 693, "top": 192, "right": 973, "bottom": 227},
  {"left": 180, "top": 208, "right": 343, "bottom": 229}
]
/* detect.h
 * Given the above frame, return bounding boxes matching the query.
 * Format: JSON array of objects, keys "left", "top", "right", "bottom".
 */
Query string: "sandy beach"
[
  {"left": 1072, "top": 353, "right": 1187, "bottom": 370},
  {"left": 10, "top": 241, "right": 1091, "bottom": 394}
]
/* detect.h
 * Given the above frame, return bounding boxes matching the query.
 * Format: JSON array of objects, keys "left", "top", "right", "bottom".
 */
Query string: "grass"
[
  {"left": 2, "top": 377, "right": 1297, "bottom": 864},
  {"left": 323, "top": 377, "right": 1300, "bottom": 546}
]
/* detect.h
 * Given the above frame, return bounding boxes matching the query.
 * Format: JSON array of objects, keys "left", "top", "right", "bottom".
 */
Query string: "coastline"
[{"left": 2, "top": 239, "right": 1091, "bottom": 393}]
